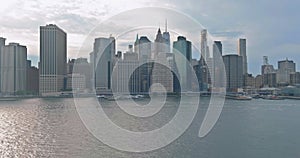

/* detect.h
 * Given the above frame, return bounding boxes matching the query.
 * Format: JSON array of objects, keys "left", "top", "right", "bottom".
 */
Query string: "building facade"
[
  {"left": 276, "top": 58, "right": 296, "bottom": 85},
  {"left": 151, "top": 28, "right": 173, "bottom": 93},
  {"left": 39, "top": 24, "right": 67, "bottom": 95},
  {"left": 93, "top": 36, "right": 115, "bottom": 94},
  {"left": 1, "top": 43, "right": 27, "bottom": 95},
  {"left": 173, "top": 36, "right": 192, "bottom": 92},
  {"left": 26, "top": 60, "right": 39, "bottom": 95},
  {"left": 238, "top": 38, "right": 248, "bottom": 75},
  {"left": 223, "top": 54, "right": 243, "bottom": 92}
]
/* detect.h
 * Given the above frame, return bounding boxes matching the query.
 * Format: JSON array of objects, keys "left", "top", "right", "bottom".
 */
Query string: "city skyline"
[
  {"left": 0, "top": 0, "right": 299, "bottom": 75},
  {"left": 1, "top": 24, "right": 300, "bottom": 94}
]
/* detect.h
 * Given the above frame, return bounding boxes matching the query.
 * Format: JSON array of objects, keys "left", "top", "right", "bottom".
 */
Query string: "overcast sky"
[{"left": 0, "top": 0, "right": 299, "bottom": 75}]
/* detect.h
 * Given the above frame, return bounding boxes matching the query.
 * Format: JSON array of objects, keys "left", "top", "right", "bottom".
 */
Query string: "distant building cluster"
[
  {"left": 0, "top": 23, "right": 299, "bottom": 96},
  {"left": 244, "top": 56, "right": 300, "bottom": 95}
]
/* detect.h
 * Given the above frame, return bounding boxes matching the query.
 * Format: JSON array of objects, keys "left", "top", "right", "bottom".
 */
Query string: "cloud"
[{"left": 0, "top": 0, "right": 299, "bottom": 75}]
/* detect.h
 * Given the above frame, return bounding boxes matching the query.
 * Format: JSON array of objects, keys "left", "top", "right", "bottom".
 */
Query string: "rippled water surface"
[{"left": 0, "top": 98, "right": 300, "bottom": 157}]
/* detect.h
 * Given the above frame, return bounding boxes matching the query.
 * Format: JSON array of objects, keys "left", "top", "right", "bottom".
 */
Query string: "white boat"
[
  {"left": 131, "top": 95, "right": 144, "bottom": 99},
  {"left": 226, "top": 94, "right": 252, "bottom": 100}
]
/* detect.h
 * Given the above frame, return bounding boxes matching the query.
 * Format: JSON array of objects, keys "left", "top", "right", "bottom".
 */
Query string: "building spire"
[
  {"left": 165, "top": 19, "right": 167, "bottom": 32},
  {"left": 135, "top": 34, "right": 139, "bottom": 42}
]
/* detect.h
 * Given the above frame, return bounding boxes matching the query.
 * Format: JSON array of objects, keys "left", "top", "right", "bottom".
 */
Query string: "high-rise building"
[
  {"left": 263, "top": 72, "right": 277, "bottom": 87},
  {"left": 71, "top": 58, "right": 92, "bottom": 90},
  {"left": 151, "top": 28, "right": 173, "bottom": 93},
  {"left": 261, "top": 56, "right": 275, "bottom": 75},
  {"left": 238, "top": 38, "right": 248, "bottom": 75},
  {"left": 93, "top": 36, "right": 115, "bottom": 94},
  {"left": 26, "top": 60, "right": 39, "bottom": 95},
  {"left": 277, "top": 58, "right": 296, "bottom": 85},
  {"left": 213, "top": 41, "right": 222, "bottom": 56},
  {"left": 212, "top": 41, "right": 223, "bottom": 88},
  {"left": 261, "top": 56, "right": 277, "bottom": 87},
  {"left": 0, "top": 37, "right": 6, "bottom": 91},
  {"left": 173, "top": 36, "right": 192, "bottom": 92},
  {"left": 135, "top": 36, "right": 152, "bottom": 93},
  {"left": 137, "top": 36, "right": 152, "bottom": 62},
  {"left": 1, "top": 43, "right": 27, "bottom": 95},
  {"left": 201, "top": 29, "right": 209, "bottom": 60},
  {"left": 112, "top": 58, "right": 140, "bottom": 94},
  {"left": 290, "top": 72, "right": 300, "bottom": 86},
  {"left": 162, "top": 20, "right": 171, "bottom": 53},
  {"left": 223, "top": 54, "right": 243, "bottom": 92},
  {"left": 39, "top": 24, "right": 67, "bottom": 95}
]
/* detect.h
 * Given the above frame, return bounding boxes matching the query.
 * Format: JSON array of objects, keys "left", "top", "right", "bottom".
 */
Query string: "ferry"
[{"left": 226, "top": 93, "right": 252, "bottom": 100}]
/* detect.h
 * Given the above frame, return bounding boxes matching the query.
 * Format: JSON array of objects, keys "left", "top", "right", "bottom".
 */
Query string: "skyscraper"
[
  {"left": 162, "top": 20, "right": 171, "bottom": 53},
  {"left": 238, "top": 38, "right": 248, "bottom": 75},
  {"left": 112, "top": 49, "right": 140, "bottom": 94},
  {"left": 71, "top": 58, "right": 92, "bottom": 90},
  {"left": 223, "top": 54, "right": 243, "bottom": 92},
  {"left": 151, "top": 28, "right": 173, "bottom": 93},
  {"left": 212, "top": 41, "right": 223, "bottom": 88},
  {"left": 39, "top": 24, "right": 67, "bottom": 95},
  {"left": 261, "top": 56, "right": 276, "bottom": 87},
  {"left": 201, "top": 29, "right": 209, "bottom": 60},
  {"left": 173, "top": 36, "right": 192, "bottom": 92},
  {"left": 135, "top": 36, "right": 152, "bottom": 93},
  {"left": 93, "top": 36, "right": 115, "bottom": 94},
  {"left": 277, "top": 58, "right": 296, "bottom": 85},
  {"left": 1, "top": 43, "right": 27, "bottom": 95},
  {"left": 213, "top": 41, "right": 222, "bottom": 56},
  {"left": 0, "top": 37, "right": 6, "bottom": 91},
  {"left": 26, "top": 60, "right": 39, "bottom": 95}
]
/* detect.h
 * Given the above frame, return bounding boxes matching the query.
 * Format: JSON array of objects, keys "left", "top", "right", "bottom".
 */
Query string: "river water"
[{"left": 0, "top": 97, "right": 299, "bottom": 157}]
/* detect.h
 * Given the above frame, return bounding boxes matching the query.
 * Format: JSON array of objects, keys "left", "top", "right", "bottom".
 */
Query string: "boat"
[
  {"left": 262, "top": 95, "right": 284, "bottom": 100},
  {"left": 226, "top": 94, "right": 252, "bottom": 100},
  {"left": 97, "top": 95, "right": 106, "bottom": 98},
  {"left": 132, "top": 95, "right": 144, "bottom": 99},
  {"left": 0, "top": 97, "right": 18, "bottom": 101}
]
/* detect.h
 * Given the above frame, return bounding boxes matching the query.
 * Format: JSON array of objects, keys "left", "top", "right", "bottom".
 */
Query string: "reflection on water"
[{"left": 0, "top": 98, "right": 300, "bottom": 157}]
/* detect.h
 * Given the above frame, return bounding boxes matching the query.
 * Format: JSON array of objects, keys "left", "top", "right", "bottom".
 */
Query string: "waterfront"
[{"left": 0, "top": 97, "right": 299, "bottom": 157}]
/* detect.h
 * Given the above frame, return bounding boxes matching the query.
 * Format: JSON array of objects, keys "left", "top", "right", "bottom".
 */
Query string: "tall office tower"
[
  {"left": 39, "top": 24, "right": 67, "bottom": 95},
  {"left": 26, "top": 60, "right": 39, "bottom": 95},
  {"left": 213, "top": 41, "right": 222, "bottom": 56},
  {"left": 201, "top": 29, "right": 209, "bottom": 60},
  {"left": 212, "top": 41, "right": 223, "bottom": 88},
  {"left": 135, "top": 36, "right": 152, "bottom": 93},
  {"left": 277, "top": 58, "right": 296, "bottom": 85},
  {"left": 166, "top": 53, "right": 179, "bottom": 91},
  {"left": 162, "top": 20, "right": 171, "bottom": 53},
  {"left": 223, "top": 54, "right": 243, "bottom": 92},
  {"left": 0, "top": 37, "right": 5, "bottom": 47},
  {"left": 137, "top": 36, "right": 152, "bottom": 62},
  {"left": 173, "top": 36, "right": 192, "bottom": 92},
  {"left": 0, "top": 37, "right": 6, "bottom": 91},
  {"left": 151, "top": 28, "right": 173, "bottom": 93},
  {"left": 238, "top": 38, "right": 248, "bottom": 75},
  {"left": 71, "top": 58, "right": 92, "bottom": 90},
  {"left": 93, "top": 36, "right": 115, "bottom": 94},
  {"left": 1, "top": 43, "right": 27, "bottom": 95},
  {"left": 112, "top": 48, "right": 140, "bottom": 94},
  {"left": 261, "top": 56, "right": 276, "bottom": 87}
]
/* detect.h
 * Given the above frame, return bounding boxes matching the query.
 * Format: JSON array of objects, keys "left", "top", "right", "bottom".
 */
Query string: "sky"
[{"left": 0, "top": 0, "right": 299, "bottom": 75}]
